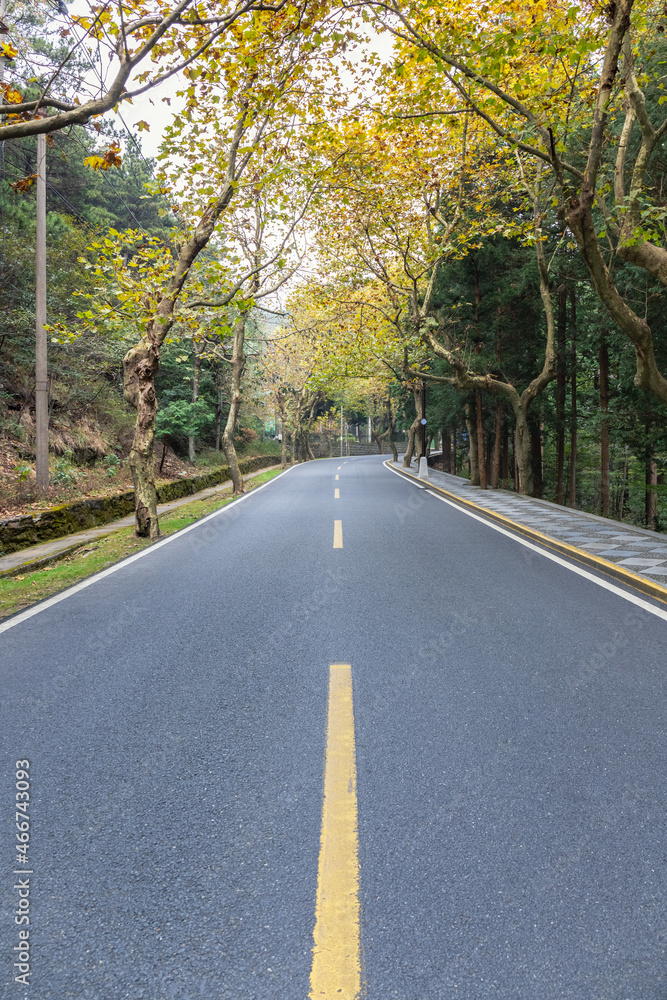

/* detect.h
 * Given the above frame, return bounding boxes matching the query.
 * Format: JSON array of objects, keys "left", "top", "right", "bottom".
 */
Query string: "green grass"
[{"left": 0, "top": 467, "right": 283, "bottom": 621}]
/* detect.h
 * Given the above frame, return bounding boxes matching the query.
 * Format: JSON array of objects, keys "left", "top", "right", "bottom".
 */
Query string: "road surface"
[{"left": 1, "top": 456, "right": 666, "bottom": 999}]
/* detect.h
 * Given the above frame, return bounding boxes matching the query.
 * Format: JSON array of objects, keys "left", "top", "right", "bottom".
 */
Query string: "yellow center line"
[
  {"left": 333, "top": 520, "right": 343, "bottom": 548},
  {"left": 337, "top": 466, "right": 341, "bottom": 470},
  {"left": 335, "top": 474, "right": 339, "bottom": 480},
  {"left": 335, "top": 489, "right": 340, "bottom": 499},
  {"left": 310, "top": 664, "right": 361, "bottom": 1000}
]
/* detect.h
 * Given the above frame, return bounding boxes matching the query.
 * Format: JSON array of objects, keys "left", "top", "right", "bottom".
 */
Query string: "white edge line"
[
  {"left": 384, "top": 461, "right": 667, "bottom": 623},
  {"left": 0, "top": 465, "right": 296, "bottom": 636}
]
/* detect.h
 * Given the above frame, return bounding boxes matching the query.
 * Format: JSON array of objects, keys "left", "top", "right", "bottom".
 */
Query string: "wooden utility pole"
[{"left": 35, "top": 125, "right": 49, "bottom": 489}]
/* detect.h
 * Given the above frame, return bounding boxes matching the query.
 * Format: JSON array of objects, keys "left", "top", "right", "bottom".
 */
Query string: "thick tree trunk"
[
  {"left": 555, "top": 283, "right": 567, "bottom": 504},
  {"left": 221, "top": 314, "right": 247, "bottom": 495},
  {"left": 123, "top": 336, "right": 160, "bottom": 538},
  {"left": 646, "top": 458, "right": 658, "bottom": 530},
  {"left": 465, "top": 401, "right": 479, "bottom": 485},
  {"left": 513, "top": 407, "right": 534, "bottom": 496},
  {"left": 384, "top": 398, "right": 397, "bottom": 462},
  {"left": 491, "top": 403, "right": 501, "bottom": 488},
  {"left": 403, "top": 392, "right": 421, "bottom": 468},
  {"left": 476, "top": 391, "right": 487, "bottom": 489},
  {"left": 304, "top": 426, "right": 315, "bottom": 461},
  {"left": 600, "top": 333, "right": 610, "bottom": 516},
  {"left": 403, "top": 423, "right": 416, "bottom": 466}
]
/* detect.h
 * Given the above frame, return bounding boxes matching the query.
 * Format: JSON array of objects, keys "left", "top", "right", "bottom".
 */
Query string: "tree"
[
  {"left": 365, "top": 0, "right": 667, "bottom": 416},
  {"left": 0, "top": 0, "right": 295, "bottom": 141},
  {"left": 57, "top": 0, "right": 348, "bottom": 533}
]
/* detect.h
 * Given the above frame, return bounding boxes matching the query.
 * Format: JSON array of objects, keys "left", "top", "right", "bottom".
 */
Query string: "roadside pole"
[{"left": 35, "top": 122, "right": 49, "bottom": 489}]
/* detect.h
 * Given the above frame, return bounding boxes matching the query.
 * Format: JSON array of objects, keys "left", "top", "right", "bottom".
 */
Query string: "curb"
[
  {"left": 387, "top": 462, "right": 667, "bottom": 607},
  {"left": 0, "top": 537, "right": 116, "bottom": 580}
]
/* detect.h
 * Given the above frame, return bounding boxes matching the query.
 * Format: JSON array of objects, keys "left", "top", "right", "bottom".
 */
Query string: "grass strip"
[{"left": 0, "top": 468, "right": 283, "bottom": 621}]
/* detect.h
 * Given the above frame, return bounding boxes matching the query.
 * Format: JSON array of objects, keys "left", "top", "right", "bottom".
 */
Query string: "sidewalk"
[
  {"left": 0, "top": 465, "right": 281, "bottom": 577},
  {"left": 391, "top": 458, "right": 667, "bottom": 603}
]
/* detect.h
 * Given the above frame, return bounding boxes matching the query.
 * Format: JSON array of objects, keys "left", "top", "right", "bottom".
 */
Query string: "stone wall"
[{"left": 0, "top": 455, "right": 278, "bottom": 555}]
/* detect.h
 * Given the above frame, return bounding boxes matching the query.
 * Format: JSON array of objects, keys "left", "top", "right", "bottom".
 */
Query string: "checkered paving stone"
[{"left": 402, "top": 461, "right": 667, "bottom": 592}]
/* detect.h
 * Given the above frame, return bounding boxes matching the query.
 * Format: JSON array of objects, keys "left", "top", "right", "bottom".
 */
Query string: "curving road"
[{"left": 1, "top": 455, "right": 666, "bottom": 1000}]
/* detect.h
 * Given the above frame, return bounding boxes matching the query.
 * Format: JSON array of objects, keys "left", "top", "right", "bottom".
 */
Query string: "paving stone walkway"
[{"left": 394, "top": 458, "right": 667, "bottom": 593}]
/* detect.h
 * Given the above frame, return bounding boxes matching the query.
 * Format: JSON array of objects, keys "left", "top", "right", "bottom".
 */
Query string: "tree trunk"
[
  {"left": 403, "top": 422, "right": 417, "bottom": 467},
  {"left": 476, "top": 391, "right": 487, "bottom": 489},
  {"left": 277, "top": 393, "right": 288, "bottom": 469},
  {"left": 188, "top": 345, "right": 202, "bottom": 464},
  {"left": 221, "top": 314, "right": 247, "bottom": 495},
  {"left": 372, "top": 421, "right": 384, "bottom": 454},
  {"left": 385, "top": 397, "right": 398, "bottom": 462},
  {"left": 418, "top": 384, "right": 428, "bottom": 460},
  {"left": 646, "top": 458, "right": 658, "bottom": 530},
  {"left": 123, "top": 336, "right": 160, "bottom": 538},
  {"left": 290, "top": 417, "right": 298, "bottom": 464},
  {"left": 501, "top": 415, "right": 509, "bottom": 482},
  {"left": 452, "top": 429, "right": 457, "bottom": 476},
  {"left": 305, "top": 425, "right": 315, "bottom": 461},
  {"left": 442, "top": 429, "right": 452, "bottom": 473},
  {"left": 600, "top": 333, "right": 610, "bottom": 516},
  {"left": 491, "top": 403, "right": 502, "bottom": 488},
  {"left": 465, "top": 401, "right": 479, "bottom": 485},
  {"left": 513, "top": 407, "right": 534, "bottom": 496},
  {"left": 403, "top": 390, "right": 421, "bottom": 468},
  {"left": 568, "top": 284, "right": 578, "bottom": 508},
  {"left": 617, "top": 445, "right": 629, "bottom": 520},
  {"left": 555, "top": 282, "right": 567, "bottom": 504},
  {"left": 529, "top": 412, "right": 543, "bottom": 498}
]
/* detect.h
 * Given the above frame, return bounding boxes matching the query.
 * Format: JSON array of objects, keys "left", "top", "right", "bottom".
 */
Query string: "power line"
[{"left": 62, "top": 128, "right": 149, "bottom": 233}]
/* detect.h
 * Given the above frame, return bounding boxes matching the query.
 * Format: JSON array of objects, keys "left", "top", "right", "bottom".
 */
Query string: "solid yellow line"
[
  {"left": 333, "top": 520, "right": 343, "bottom": 548},
  {"left": 335, "top": 489, "right": 340, "bottom": 499},
  {"left": 310, "top": 664, "right": 361, "bottom": 1000}
]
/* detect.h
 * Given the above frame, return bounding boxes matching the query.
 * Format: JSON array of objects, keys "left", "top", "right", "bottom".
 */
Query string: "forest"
[{"left": 1, "top": 0, "right": 666, "bottom": 536}]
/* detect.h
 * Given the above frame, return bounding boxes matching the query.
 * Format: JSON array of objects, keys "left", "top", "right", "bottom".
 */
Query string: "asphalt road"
[{"left": 1, "top": 455, "right": 666, "bottom": 1000}]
